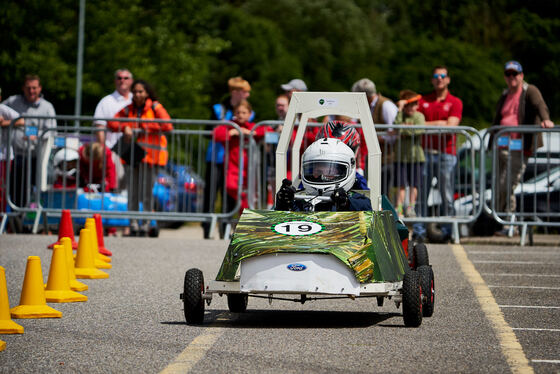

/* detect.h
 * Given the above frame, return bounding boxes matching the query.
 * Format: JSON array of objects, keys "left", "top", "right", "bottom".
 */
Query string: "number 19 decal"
[{"left": 272, "top": 221, "right": 323, "bottom": 236}]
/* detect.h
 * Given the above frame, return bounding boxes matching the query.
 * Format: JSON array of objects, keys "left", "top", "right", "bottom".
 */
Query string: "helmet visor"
[{"left": 302, "top": 161, "right": 348, "bottom": 184}]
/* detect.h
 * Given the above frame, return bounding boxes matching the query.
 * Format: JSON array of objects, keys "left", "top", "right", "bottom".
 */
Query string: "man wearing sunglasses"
[
  {"left": 413, "top": 66, "right": 463, "bottom": 243},
  {"left": 491, "top": 60, "right": 554, "bottom": 236}
]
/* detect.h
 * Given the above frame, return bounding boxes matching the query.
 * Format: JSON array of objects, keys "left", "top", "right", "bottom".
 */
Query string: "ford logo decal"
[{"left": 287, "top": 263, "right": 307, "bottom": 271}]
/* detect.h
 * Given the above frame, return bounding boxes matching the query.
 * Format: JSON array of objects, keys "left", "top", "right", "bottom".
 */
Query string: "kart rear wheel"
[
  {"left": 417, "top": 265, "right": 435, "bottom": 317},
  {"left": 183, "top": 268, "right": 205, "bottom": 324},
  {"left": 402, "top": 270, "right": 422, "bottom": 327},
  {"left": 410, "top": 242, "right": 429, "bottom": 269},
  {"left": 227, "top": 294, "right": 248, "bottom": 313}
]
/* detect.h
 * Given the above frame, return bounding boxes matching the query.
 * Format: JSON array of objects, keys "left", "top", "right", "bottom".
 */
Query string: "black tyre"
[
  {"left": 183, "top": 268, "right": 205, "bottom": 324},
  {"left": 410, "top": 242, "right": 429, "bottom": 269},
  {"left": 417, "top": 265, "right": 435, "bottom": 317},
  {"left": 148, "top": 225, "right": 159, "bottom": 238},
  {"left": 402, "top": 270, "right": 422, "bottom": 327},
  {"left": 426, "top": 222, "right": 447, "bottom": 243},
  {"left": 227, "top": 294, "right": 248, "bottom": 313}
]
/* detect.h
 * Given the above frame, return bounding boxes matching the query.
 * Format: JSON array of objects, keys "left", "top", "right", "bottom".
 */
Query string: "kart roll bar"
[{"left": 275, "top": 92, "right": 382, "bottom": 210}]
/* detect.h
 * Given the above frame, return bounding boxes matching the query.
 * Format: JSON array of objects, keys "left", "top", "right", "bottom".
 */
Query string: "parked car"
[
  {"left": 454, "top": 166, "right": 560, "bottom": 236},
  {"left": 152, "top": 163, "right": 204, "bottom": 228}
]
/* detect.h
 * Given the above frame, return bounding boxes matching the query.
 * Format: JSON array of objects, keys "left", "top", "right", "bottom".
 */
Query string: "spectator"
[
  {"left": 2, "top": 74, "right": 57, "bottom": 208},
  {"left": 394, "top": 90, "right": 425, "bottom": 218},
  {"left": 351, "top": 78, "right": 398, "bottom": 194},
  {"left": 108, "top": 79, "right": 172, "bottom": 236},
  {"left": 0, "top": 88, "right": 24, "bottom": 211},
  {"left": 79, "top": 141, "right": 117, "bottom": 192},
  {"left": 93, "top": 68, "right": 133, "bottom": 190},
  {"left": 281, "top": 79, "right": 308, "bottom": 101},
  {"left": 202, "top": 77, "right": 254, "bottom": 239},
  {"left": 415, "top": 65, "right": 463, "bottom": 242},
  {"left": 491, "top": 60, "right": 554, "bottom": 236},
  {"left": 275, "top": 94, "right": 289, "bottom": 120},
  {"left": 213, "top": 100, "right": 271, "bottom": 212}
]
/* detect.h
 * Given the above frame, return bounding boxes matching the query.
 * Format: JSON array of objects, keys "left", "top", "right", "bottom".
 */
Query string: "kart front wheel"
[
  {"left": 417, "top": 265, "right": 435, "bottom": 317},
  {"left": 183, "top": 268, "right": 205, "bottom": 324},
  {"left": 402, "top": 270, "right": 422, "bottom": 327},
  {"left": 227, "top": 294, "right": 248, "bottom": 313}
]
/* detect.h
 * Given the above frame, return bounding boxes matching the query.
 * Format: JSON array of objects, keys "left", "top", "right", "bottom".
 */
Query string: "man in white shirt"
[
  {"left": 93, "top": 69, "right": 133, "bottom": 190},
  {"left": 93, "top": 68, "right": 133, "bottom": 148}
]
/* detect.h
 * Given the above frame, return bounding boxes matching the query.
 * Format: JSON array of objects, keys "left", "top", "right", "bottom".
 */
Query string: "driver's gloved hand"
[
  {"left": 275, "top": 179, "right": 296, "bottom": 211},
  {"left": 331, "top": 187, "right": 350, "bottom": 210}
]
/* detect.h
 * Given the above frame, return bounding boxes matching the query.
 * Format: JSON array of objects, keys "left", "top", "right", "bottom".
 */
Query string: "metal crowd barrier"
[
  {"left": 0, "top": 115, "right": 245, "bottom": 238},
  {"left": 487, "top": 126, "right": 560, "bottom": 244},
  {"left": 1, "top": 114, "right": 558, "bottom": 245}
]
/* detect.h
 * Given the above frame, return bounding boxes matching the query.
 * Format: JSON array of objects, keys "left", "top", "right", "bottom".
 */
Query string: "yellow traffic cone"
[
  {"left": 0, "top": 339, "right": 5, "bottom": 351},
  {"left": 0, "top": 266, "right": 24, "bottom": 333},
  {"left": 10, "top": 257, "right": 62, "bottom": 318},
  {"left": 74, "top": 229, "right": 109, "bottom": 279},
  {"left": 85, "top": 219, "right": 111, "bottom": 264},
  {"left": 45, "top": 245, "right": 87, "bottom": 303},
  {"left": 61, "top": 237, "right": 88, "bottom": 291},
  {"left": 85, "top": 220, "right": 112, "bottom": 270}
]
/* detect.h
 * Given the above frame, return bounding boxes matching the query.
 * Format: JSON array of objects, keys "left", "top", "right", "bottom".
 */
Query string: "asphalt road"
[{"left": 0, "top": 231, "right": 558, "bottom": 373}]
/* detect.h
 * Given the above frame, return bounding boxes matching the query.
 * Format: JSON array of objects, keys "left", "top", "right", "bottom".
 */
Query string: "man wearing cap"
[
  {"left": 351, "top": 78, "right": 398, "bottom": 194},
  {"left": 203, "top": 76, "right": 254, "bottom": 239},
  {"left": 281, "top": 79, "right": 308, "bottom": 101},
  {"left": 491, "top": 60, "right": 554, "bottom": 235}
]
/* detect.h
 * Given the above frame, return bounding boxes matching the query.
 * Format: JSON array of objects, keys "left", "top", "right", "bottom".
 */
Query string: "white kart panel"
[{"left": 240, "top": 253, "right": 361, "bottom": 295}]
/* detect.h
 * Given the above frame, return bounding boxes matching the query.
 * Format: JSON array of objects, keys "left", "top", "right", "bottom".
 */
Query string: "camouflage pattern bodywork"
[{"left": 216, "top": 209, "right": 408, "bottom": 283}]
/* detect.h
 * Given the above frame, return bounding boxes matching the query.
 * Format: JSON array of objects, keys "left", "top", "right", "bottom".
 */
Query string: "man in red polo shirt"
[{"left": 415, "top": 65, "right": 463, "bottom": 242}]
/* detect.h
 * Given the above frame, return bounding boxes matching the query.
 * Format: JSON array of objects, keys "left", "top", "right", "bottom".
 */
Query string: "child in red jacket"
[{"left": 213, "top": 100, "right": 272, "bottom": 210}]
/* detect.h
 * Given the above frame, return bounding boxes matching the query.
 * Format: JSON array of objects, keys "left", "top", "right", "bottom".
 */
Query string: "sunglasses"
[
  {"left": 505, "top": 71, "right": 519, "bottom": 77},
  {"left": 432, "top": 73, "right": 447, "bottom": 79},
  {"left": 116, "top": 76, "right": 131, "bottom": 80}
]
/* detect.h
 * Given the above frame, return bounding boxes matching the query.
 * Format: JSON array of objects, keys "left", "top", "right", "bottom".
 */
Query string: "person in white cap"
[{"left": 281, "top": 79, "right": 308, "bottom": 100}]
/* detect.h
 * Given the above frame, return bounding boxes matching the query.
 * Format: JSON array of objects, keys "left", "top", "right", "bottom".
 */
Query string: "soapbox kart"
[{"left": 180, "top": 92, "right": 435, "bottom": 327}]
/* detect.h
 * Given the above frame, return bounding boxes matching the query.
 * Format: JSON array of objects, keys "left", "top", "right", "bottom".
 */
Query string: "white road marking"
[
  {"left": 499, "top": 305, "right": 560, "bottom": 309},
  {"left": 513, "top": 328, "right": 560, "bottom": 332},
  {"left": 531, "top": 359, "right": 560, "bottom": 364},
  {"left": 469, "top": 251, "right": 559, "bottom": 255},
  {"left": 488, "top": 285, "right": 560, "bottom": 290},
  {"left": 481, "top": 273, "right": 560, "bottom": 277},
  {"left": 451, "top": 244, "right": 534, "bottom": 374},
  {"left": 473, "top": 261, "right": 549, "bottom": 264}
]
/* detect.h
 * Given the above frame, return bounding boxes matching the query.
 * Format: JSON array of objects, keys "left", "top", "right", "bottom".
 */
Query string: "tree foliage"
[{"left": 1, "top": 0, "right": 558, "bottom": 127}]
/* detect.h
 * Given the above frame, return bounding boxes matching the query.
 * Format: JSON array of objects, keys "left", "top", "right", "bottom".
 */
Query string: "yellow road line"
[
  {"left": 451, "top": 244, "right": 534, "bottom": 374},
  {"left": 159, "top": 324, "right": 225, "bottom": 374}
]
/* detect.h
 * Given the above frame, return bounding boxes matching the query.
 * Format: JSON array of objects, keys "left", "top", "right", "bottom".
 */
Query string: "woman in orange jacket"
[{"left": 108, "top": 79, "right": 172, "bottom": 236}]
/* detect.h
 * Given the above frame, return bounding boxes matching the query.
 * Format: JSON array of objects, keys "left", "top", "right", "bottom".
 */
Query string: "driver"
[{"left": 275, "top": 138, "right": 371, "bottom": 211}]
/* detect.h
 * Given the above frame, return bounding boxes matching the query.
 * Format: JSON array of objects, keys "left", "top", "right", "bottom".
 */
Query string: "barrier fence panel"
[
  {"left": 3, "top": 115, "right": 558, "bottom": 244},
  {"left": 487, "top": 126, "right": 560, "bottom": 242},
  {"left": 0, "top": 115, "right": 244, "bottom": 237}
]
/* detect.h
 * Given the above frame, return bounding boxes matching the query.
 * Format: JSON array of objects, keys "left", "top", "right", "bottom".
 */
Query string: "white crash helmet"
[
  {"left": 301, "top": 138, "right": 356, "bottom": 196},
  {"left": 53, "top": 148, "right": 79, "bottom": 177}
]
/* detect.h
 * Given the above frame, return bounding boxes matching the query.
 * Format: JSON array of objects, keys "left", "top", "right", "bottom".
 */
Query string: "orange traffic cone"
[
  {"left": 45, "top": 245, "right": 87, "bottom": 303},
  {"left": 93, "top": 214, "right": 112, "bottom": 257},
  {"left": 60, "top": 237, "right": 88, "bottom": 291},
  {"left": 74, "top": 229, "right": 109, "bottom": 279},
  {"left": 10, "top": 257, "right": 62, "bottom": 318},
  {"left": 0, "top": 266, "right": 24, "bottom": 333},
  {"left": 48, "top": 209, "right": 78, "bottom": 249},
  {"left": 85, "top": 219, "right": 111, "bottom": 269}
]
